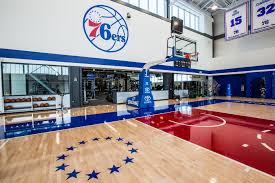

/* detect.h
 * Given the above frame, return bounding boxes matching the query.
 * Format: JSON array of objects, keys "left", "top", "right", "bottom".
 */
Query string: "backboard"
[{"left": 167, "top": 35, "right": 198, "bottom": 62}]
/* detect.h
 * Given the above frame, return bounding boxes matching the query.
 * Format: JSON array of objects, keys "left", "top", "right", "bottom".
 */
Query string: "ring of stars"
[{"left": 55, "top": 136, "right": 138, "bottom": 181}]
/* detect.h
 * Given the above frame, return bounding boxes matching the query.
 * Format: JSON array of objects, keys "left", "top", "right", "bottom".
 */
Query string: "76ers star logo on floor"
[
  {"left": 83, "top": 5, "right": 129, "bottom": 53},
  {"left": 55, "top": 136, "right": 138, "bottom": 181}
]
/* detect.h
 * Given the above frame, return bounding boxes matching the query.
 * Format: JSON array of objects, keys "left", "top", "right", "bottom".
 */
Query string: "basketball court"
[
  {"left": 1, "top": 0, "right": 275, "bottom": 182},
  {"left": 0, "top": 97, "right": 274, "bottom": 182}
]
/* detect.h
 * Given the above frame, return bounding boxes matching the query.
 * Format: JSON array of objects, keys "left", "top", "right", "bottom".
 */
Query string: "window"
[
  {"left": 185, "top": 11, "right": 190, "bottom": 27},
  {"left": 174, "top": 74, "right": 192, "bottom": 90},
  {"left": 2, "top": 63, "right": 70, "bottom": 96},
  {"left": 157, "top": 0, "right": 165, "bottom": 17},
  {"left": 150, "top": 73, "right": 163, "bottom": 90},
  {"left": 129, "top": 0, "right": 139, "bottom": 7},
  {"left": 171, "top": 5, "right": 200, "bottom": 31},
  {"left": 149, "top": 0, "right": 157, "bottom": 14},
  {"left": 121, "top": 0, "right": 201, "bottom": 31},
  {"left": 190, "top": 14, "right": 195, "bottom": 29},
  {"left": 122, "top": 0, "right": 167, "bottom": 17},
  {"left": 172, "top": 6, "right": 178, "bottom": 17},
  {"left": 179, "top": 8, "right": 184, "bottom": 22},
  {"left": 140, "top": 0, "right": 148, "bottom": 9}
]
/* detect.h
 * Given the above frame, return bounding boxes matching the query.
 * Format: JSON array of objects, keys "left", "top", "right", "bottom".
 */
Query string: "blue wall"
[
  {"left": 273, "top": 72, "right": 275, "bottom": 99},
  {"left": 246, "top": 72, "right": 273, "bottom": 98},
  {"left": 214, "top": 72, "right": 275, "bottom": 99},
  {"left": 214, "top": 75, "right": 246, "bottom": 97}
]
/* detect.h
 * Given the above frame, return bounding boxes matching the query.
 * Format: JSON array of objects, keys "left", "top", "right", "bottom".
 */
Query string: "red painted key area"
[{"left": 136, "top": 108, "right": 275, "bottom": 176}]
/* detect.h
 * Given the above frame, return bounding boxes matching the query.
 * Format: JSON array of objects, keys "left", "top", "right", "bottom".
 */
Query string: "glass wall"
[
  {"left": 2, "top": 63, "right": 69, "bottom": 96},
  {"left": 151, "top": 73, "right": 164, "bottom": 90},
  {"left": 174, "top": 74, "right": 192, "bottom": 90}
]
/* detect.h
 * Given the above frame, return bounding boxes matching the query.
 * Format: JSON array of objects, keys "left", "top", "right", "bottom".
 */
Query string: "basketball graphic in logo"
[{"left": 83, "top": 5, "right": 129, "bottom": 52}]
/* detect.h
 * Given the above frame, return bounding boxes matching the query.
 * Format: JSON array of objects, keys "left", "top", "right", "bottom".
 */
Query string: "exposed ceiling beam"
[
  {"left": 200, "top": 0, "right": 212, "bottom": 10},
  {"left": 197, "top": 0, "right": 207, "bottom": 7}
]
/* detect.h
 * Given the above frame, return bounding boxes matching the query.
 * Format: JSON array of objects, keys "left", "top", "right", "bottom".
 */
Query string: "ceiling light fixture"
[{"left": 211, "top": 5, "right": 218, "bottom": 10}]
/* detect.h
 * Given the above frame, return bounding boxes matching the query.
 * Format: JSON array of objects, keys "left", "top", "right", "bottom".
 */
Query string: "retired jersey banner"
[
  {"left": 225, "top": 2, "right": 249, "bottom": 40},
  {"left": 251, "top": 0, "right": 275, "bottom": 33}
]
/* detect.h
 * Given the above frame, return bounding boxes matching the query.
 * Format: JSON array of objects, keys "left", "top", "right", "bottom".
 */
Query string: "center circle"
[{"left": 170, "top": 114, "right": 227, "bottom": 128}]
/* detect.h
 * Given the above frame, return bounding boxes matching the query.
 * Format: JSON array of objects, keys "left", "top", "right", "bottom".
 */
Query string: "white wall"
[
  {"left": 0, "top": 0, "right": 212, "bottom": 71},
  {"left": 210, "top": 47, "right": 275, "bottom": 70},
  {"left": 0, "top": 0, "right": 168, "bottom": 63},
  {"left": 213, "top": 11, "right": 224, "bottom": 36},
  {"left": 203, "top": 15, "right": 213, "bottom": 36},
  {"left": 212, "top": 11, "right": 275, "bottom": 70},
  {"left": 0, "top": 60, "right": 3, "bottom": 113}
]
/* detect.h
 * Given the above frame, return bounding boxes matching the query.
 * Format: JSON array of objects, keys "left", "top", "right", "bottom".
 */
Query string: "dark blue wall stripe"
[
  {"left": 0, "top": 48, "right": 209, "bottom": 74},
  {"left": 0, "top": 48, "right": 274, "bottom": 75},
  {"left": 211, "top": 64, "right": 275, "bottom": 74}
]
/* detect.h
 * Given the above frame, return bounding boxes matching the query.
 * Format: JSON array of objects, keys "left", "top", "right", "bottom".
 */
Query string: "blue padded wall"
[
  {"left": 214, "top": 75, "right": 246, "bottom": 97},
  {"left": 246, "top": 72, "right": 273, "bottom": 99},
  {"left": 214, "top": 72, "right": 274, "bottom": 99},
  {"left": 273, "top": 72, "right": 275, "bottom": 99}
]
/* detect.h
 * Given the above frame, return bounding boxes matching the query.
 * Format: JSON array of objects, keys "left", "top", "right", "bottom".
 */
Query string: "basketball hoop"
[{"left": 184, "top": 52, "right": 199, "bottom": 62}]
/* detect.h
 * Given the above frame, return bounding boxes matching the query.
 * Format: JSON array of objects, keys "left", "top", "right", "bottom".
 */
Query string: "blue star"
[
  {"left": 125, "top": 141, "right": 133, "bottom": 146},
  {"left": 105, "top": 136, "right": 112, "bottom": 140},
  {"left": 129, "top": 148, "right": 138, "bottom": 154},
  {"left": 87, "top": 170, "right": 100, "bottom": 180},
  {"left": 92, "top": 137, "right": 100, "bottom": 141},
  {"left": 56, "top": 163, "right": 69, "bottom": 171},
  {"left": 108, "top": 165, "right": 120, "bottom": 174},
  {"left": 56, "top": 154, "right": 68, "bottom": 161},
  {"left": 66, "top": 169, "right": 80, "bottom": 179},
  {"left": 117, "top": 137, "right": 124, "bottom": 141},
  {"left": 66, "top": 146, "right": 76, "bottom": 151},
  {"left": 79, "top": 140, "right": 86, "bottom": 145},
  {"left": 123, "top": 157, "right": 134, "bottom": 164}
]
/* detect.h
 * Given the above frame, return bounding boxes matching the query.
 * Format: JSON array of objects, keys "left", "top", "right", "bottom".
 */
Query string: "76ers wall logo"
[{"left": 83, "top": 5, "right": 129, "bottom": 52}]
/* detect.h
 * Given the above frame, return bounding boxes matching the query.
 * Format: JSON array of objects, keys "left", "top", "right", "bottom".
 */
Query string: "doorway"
[
  {"left": 250, "top": 77, "right": 266, "bottom": 98},
  {"left": 82, "top": 69, "right": 128, "bottom": 106}
]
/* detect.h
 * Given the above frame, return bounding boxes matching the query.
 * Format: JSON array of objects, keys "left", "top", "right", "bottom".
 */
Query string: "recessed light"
[{"left": 211, "top": 5, "right": 218, "bottom": 10}]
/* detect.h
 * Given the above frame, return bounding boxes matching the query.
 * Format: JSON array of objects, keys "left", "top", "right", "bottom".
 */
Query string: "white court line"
[
  {"left": 244, "top": 167, "right": 251, "bottom": 172},
  {"left": 262, "top": 130, "right": 271, "bottom": 133},
  {"left": 126, "top": 120, "right": 138, "bottom": 127},
  {"left": 257, "top": 134, "right": 262, "bottom": 140},
  {"left": 261, "top": 143, "right": 275, "bottom": 152},
  {"left": 169, "top": 113, "right": 226, "bottom": 128},
  {"left": 104, "top": 121, "right": 118, "bottom": 133},
  {"left": 56, "top": 132, "right": 60, "bottom": 145},
  {"left": 0, "top": 140, "right": 9, "bottom": 150}
]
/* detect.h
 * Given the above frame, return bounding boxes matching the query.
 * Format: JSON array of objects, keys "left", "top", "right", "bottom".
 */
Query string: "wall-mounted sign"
[
  {"left": 225, "top": 2, "right": 249, "bottom": 40},
  {"left": 83, "top": 5, "right": 129, "bottom": 52},
  {"left": 251, "top": 0, "right": 275, "bottom": 33}
]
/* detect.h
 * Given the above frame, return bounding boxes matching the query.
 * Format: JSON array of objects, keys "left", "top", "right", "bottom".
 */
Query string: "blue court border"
[{"left": 2, "top": 99, "right": 275, "bottom": 140}]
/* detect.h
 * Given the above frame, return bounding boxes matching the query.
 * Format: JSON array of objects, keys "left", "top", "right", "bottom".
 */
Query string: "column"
[
  {"left": 163, "top": 73, "right": 174, "bottom": 99},
  {"left": 207, "top": 76, "right": 213, "bottom": 97}
]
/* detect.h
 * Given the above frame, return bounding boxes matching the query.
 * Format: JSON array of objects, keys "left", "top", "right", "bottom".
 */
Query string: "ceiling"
[{"left": 172, "top": 0, "right": 244, "bottom": 14}]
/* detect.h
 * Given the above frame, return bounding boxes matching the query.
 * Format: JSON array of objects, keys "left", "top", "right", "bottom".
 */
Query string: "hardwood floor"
[
  {"left": 0, "top": 97, "right": 275, "bottom": 182},
  {"left": 196, "top": 102, "right": 275, "bottom": 120},
  {"left": 0, "top": 119, "right": 274, "bottom": 183}
]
